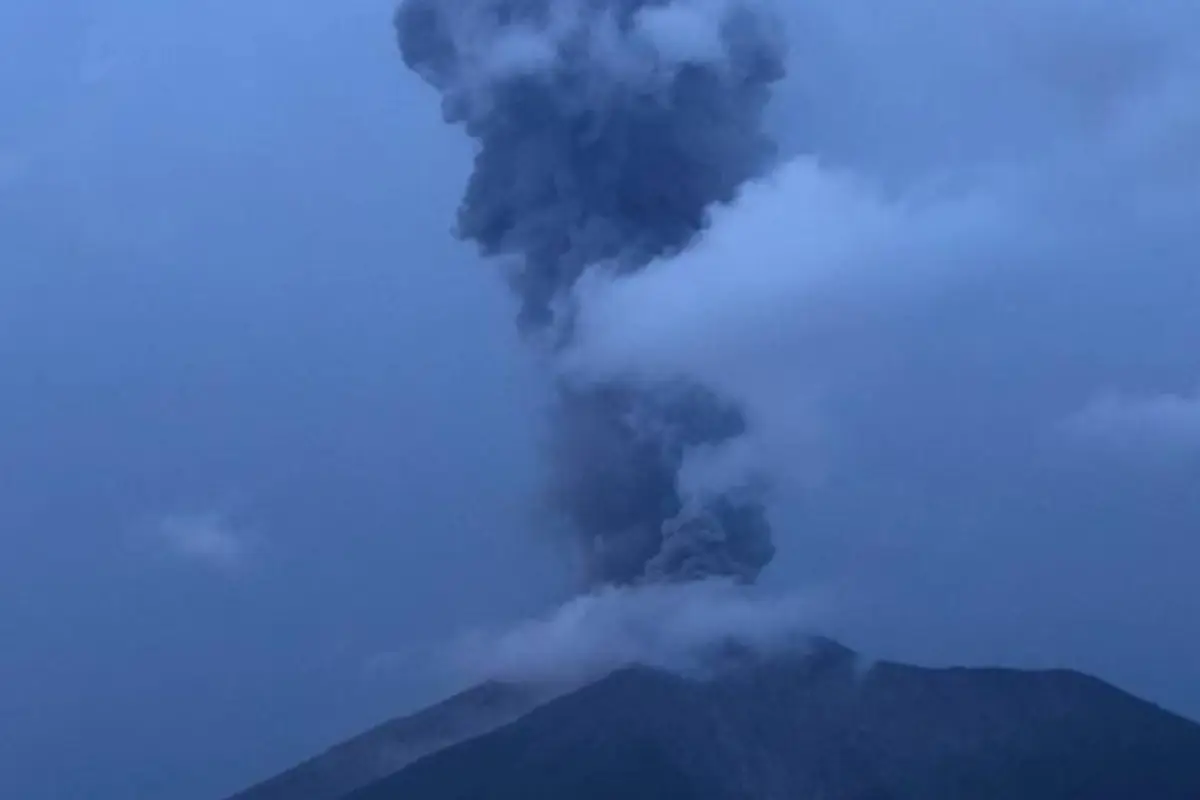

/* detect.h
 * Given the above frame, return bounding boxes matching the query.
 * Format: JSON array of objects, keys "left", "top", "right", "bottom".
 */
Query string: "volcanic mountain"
[{"left": 228, "top": 639, "right": 1200, "bottom": 800}]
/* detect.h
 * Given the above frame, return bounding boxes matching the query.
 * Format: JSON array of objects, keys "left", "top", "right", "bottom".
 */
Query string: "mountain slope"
[
  {"left": 342, "top": 641, "right": 1200, "bottom": 800},
  {"left": 226, "top": 680, "right": 554, "bottom": 800}
]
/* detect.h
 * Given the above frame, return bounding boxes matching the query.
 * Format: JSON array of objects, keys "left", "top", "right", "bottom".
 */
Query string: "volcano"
[{"left": 227, "top": 640, "right": 1200, "bottom": 800}]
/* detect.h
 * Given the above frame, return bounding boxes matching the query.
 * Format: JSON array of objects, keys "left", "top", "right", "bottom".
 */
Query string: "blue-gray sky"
[
  {"left": 2, "top": 3, "right": 563, "bottom": 798},
  {"left": 2, "top": 2, "right": 1198, "bottom": 799}
]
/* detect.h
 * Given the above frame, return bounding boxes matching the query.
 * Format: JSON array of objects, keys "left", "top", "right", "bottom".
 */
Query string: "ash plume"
[{"left": 394, "top": 0, "right": 786, "bottom": 585}]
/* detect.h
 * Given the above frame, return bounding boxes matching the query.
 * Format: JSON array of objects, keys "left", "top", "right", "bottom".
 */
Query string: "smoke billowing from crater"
[{"left": 394, "top": 0, "right": 786, "bottom": 586}]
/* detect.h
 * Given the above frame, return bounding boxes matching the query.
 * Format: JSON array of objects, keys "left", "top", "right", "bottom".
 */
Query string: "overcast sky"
[{"left": 2, "top": 2, "right": 1199, "bottom": 799}]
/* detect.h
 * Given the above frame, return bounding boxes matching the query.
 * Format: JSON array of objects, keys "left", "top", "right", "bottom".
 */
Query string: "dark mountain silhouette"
[
  {"left": 229, "top": 640, "right": 1200, "bottom": 800},
  {"left": 226, "top": 680, "right": 557, "bottom": 800}
]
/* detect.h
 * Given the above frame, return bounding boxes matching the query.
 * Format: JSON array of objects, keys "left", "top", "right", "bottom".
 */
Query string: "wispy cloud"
[
  {"left": 1063, "top": 388, "right": 1200, "bottom": 454},
  {"left": 151, "top": 512, "right": 257, "bottom": 575}
]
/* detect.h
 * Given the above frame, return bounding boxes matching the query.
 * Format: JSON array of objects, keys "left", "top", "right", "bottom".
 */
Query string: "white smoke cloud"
[
  {"left": 567, "top": 0, "right": 1200, "bottom": 471},
  {"left": 554, "top": 0, "right": 1200, "bottom": 714},
  {"left": 633, "top": 0, "right": 743, "bottom": 67},
  {"left": 568, "top": 156, "right": 1009, "bottom": 383},
  {"left": 445, "top": 579, "right": 828, "bottom": 685}
]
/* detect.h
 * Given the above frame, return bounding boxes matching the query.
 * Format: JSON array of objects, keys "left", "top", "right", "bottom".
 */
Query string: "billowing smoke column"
[{"left": 395, "top": 0, "right": 785, "bottom": 585}]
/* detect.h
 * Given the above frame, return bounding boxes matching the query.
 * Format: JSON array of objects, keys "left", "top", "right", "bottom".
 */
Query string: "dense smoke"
[{"left": 395, "top": 0, "right": 786, "bottom": 585}]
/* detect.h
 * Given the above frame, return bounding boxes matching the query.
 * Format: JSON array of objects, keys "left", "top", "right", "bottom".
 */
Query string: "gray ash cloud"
[{"left": 394, "top": 0, "right": 785, "bottom": 585}]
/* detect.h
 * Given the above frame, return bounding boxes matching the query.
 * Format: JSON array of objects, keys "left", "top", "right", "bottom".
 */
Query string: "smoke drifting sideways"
[
  {"left": 395, "top": 0, "right": 786, "bottom": 586},
  {"left": 447, "top": 579, "right": 829, "bottom": 686}
]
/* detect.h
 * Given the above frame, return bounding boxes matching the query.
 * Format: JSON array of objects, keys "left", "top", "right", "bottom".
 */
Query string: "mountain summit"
[{"left": 230, "top": 640, "right": 1200, "bottom": 800}]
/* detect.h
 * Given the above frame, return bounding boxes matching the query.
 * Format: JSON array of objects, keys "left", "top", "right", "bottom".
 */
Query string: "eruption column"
[{"left": 395, "top": 0, "right": 786, "bottom": 585}]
